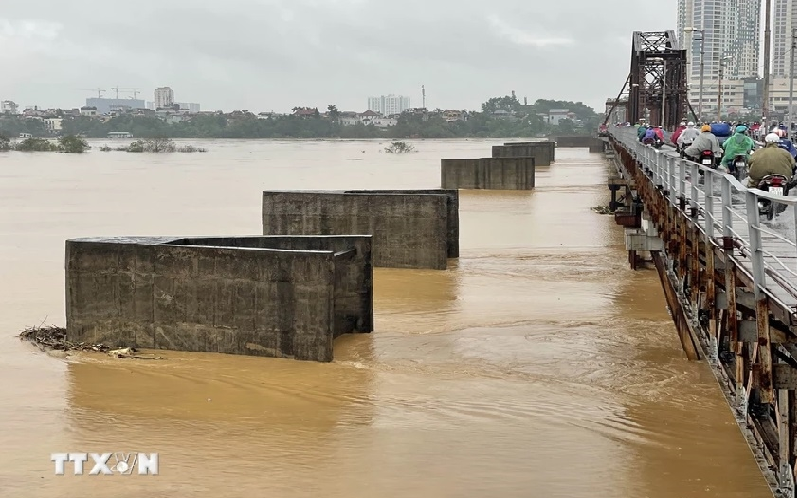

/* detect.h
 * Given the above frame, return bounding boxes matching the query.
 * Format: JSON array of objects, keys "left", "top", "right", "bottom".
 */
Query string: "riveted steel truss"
[{"left": 626, "top": 30, "right": 689, "bottom": 130}]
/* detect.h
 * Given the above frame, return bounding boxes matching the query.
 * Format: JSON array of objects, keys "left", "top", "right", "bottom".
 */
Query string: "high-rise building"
[
  {"left": 773, "top": 0, "right": 797, "bottom": 77},
  {"left": 367, "top": 95, "right": 411, "bottom": 116},
  {"left": 678, "top": 0, "right": 761, "bottom": 112},
  {"left": 678, "top": 0, "right": 760, "bottom": 80},
  {"left": 154, "top": 87, "right": 174, "bottom": 109}
]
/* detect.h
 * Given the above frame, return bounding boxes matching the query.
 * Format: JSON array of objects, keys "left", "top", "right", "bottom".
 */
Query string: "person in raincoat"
[
  {"left": 637, "top": 124, "right": 648, "bottom": 141},
  {"left": 720, "top": 125, "right": 755, "bottom": 172}
]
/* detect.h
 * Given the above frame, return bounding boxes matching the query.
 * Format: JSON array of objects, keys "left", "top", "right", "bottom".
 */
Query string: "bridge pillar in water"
[
  {"left": 262, "top": 190, "right": 459, "bottom": 270},
  {"left": 65, "top": 235, "right": 374, "bottom": 363}
]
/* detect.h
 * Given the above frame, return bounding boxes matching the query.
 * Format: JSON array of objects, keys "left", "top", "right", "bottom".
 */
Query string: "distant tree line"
[{"left": 0, "top": 96, "right": 599, "bottom": 140}]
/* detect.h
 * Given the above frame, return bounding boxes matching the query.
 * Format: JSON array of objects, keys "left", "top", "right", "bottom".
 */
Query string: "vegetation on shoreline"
[
  {"left": 0, "top": 135, "right": 90, "bottom": 153},
  {"left": 385, "top": 141, "right": 416, "bottom": 153},
  {"left": 0, "top": 96, "right": 600, "bottom": 140},
  {"left": 0, "top": 135, "right": 206, "bottom": 153},
  {"left": 99, "top": 138, "right": 207, "bottom": 153}
]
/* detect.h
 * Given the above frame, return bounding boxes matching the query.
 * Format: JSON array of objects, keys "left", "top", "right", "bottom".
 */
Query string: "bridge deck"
[{"left": 614, "top": 128, "right": 797, "bottom": 311}]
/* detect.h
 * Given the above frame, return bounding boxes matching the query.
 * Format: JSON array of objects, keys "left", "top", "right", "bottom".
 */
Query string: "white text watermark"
[{"left": 51, "top": 453, "right": 158, "bottom": 475}]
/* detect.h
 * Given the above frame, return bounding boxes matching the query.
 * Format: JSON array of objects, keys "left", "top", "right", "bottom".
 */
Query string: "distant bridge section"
[{"left": 605, "top": 31, "right": 692, "bottom": 130}]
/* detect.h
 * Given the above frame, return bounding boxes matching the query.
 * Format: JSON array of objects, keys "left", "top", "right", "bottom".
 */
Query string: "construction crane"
[
  {"left": 81, "top": 88, "right": 106, "bottom": 98},
  {"left": 111, "top": 87, "right": 141, "bottom": 99}
]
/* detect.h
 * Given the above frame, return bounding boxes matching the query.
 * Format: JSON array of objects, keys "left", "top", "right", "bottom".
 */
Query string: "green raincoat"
[{"left": 721, "top": 132, "right": 755, "bottom": 165}]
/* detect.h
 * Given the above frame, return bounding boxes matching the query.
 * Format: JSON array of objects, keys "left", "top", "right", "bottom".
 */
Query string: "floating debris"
[
  {"left": 19, "top": 325, "right": 109, "bottom": 353},
  {"left": 19, "top": 324, "right": 163, "bottom": 359},
  {"left": 591, "top": 206, "right": 613, "bottom": 215}
]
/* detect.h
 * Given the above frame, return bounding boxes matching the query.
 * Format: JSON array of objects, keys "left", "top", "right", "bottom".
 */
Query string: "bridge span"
[{"left": 607, "top": 127, "right": 797, "bottom": 497}]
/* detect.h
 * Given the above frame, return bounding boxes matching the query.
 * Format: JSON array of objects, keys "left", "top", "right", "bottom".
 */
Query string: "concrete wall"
[
  {"left": 553, "top": 136, "right": 605, "bottom": 152},
  {"left": 65, "top": 235, "right": 373, "bottom": 362},
  {"left": 262, "top": 190, "right": 459, "bottom": 270},
  {"left": 440, "top": 157, "right": 535, "bottom": 190},
  {"left": 493, "top": 141, "right": 555, "bottom": 165}
]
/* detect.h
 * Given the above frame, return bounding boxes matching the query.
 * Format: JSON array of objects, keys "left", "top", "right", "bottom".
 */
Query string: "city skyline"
[{"left": 0, "top": 1, "right": 676, "bottom": 114}]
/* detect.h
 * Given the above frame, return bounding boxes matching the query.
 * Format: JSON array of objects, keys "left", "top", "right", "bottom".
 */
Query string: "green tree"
[
  {"left": 15, "top": 137, "right": 57, "bottom": 151},
  {"left": 327, "top": 105, "right": 340, "bottom": 123},
  {"left": 0, "top": 135, "right": 10, "bottom": 151},
  {"left": 58, "top": 135, "right": 89, "bottom": 153}
]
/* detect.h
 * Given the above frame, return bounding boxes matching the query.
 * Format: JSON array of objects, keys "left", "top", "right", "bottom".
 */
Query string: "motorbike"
[
  {"left": 730, "top": 154, "right": 748, "bottom": 181},
  {"left": 698, "top": 149, "right": 716, "bottom": 167},
  {"left": 757, "top": 174, "right": 790, "bottom": 220},
  {"left": 679, "top": 141, "right": 693, "bottom": 158},
  {"left": 642, "top": 136, "right": 664, "bottom": 149}
]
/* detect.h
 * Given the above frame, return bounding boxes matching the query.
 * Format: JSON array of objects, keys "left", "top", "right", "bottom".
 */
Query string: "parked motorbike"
[{"left": 757, "top": 174, "right": 790, "bottom": 220}]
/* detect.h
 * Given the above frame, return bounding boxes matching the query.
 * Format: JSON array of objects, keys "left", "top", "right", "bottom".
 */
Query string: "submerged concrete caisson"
[
  {"left": 262, "top": 190, "right": 459, "bottom": 270},
  {"left": 65, "top": 235, "right": 373, "bottom": 362}
]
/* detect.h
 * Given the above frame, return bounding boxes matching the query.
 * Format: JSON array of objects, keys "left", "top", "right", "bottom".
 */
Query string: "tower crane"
[{"left": 80, "top": 88, "right": 106, "bottom": 98}]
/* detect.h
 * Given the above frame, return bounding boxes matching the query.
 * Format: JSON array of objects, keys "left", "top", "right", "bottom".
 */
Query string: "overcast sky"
[{"left": 0, "top": 1, "right": 676, "bottom": 113}]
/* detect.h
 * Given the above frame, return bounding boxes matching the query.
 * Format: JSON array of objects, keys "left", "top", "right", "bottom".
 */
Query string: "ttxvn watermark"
[{"left": 51, "top": 453, "right": 158, "bottom": 475}]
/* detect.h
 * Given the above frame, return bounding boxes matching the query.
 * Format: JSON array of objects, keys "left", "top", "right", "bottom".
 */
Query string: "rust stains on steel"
[{"left": 605, "top": 135, "right": 793, "bottom": 496}]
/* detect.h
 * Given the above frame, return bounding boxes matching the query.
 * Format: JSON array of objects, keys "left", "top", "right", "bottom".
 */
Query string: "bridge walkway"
[{"left": 608, "top": 127, "right": 797, "bottom": 498}]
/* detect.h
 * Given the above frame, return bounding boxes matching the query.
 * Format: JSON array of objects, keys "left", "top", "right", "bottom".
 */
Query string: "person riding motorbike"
[
  {"left": 684, "top": 125, "right": 722, "bottom": 161},
  {"left": 677, "top": 122, "right": 700, "bottom": 149},
  {"left": 710, "top": 121, "right": 732, "bottom": 147},
  {"left": 638, "top": 125, "right": 650, "bottom": 142},
  {"left": 642, "top": 126, "right": 657, "bottom": 144},
  {"left": 720, "top": 125, "right": 755, "bottom": 171},
  {"left": 671, "top": 121, "right": 687, "bottom": 147},
  {"left": 773, "top": 127, "right": 797, "bottom": 159},
  {"left": 747, "top": 133, "right": 795, "bottom": 188},
  {"left": 653, "top": 125, "right": 664, "bottom": 141}
]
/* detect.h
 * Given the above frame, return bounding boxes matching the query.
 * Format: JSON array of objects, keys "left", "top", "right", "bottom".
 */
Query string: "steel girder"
[{"left": 628, "top": 31, "right": 688, "bottom": 130}]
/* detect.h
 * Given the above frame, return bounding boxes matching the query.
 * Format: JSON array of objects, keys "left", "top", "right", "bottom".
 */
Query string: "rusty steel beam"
[
  {"left": 627, "top": 31, "right": 688, "bottom": 130},
  {"left": 605, "top": 133, "right": 789, "bottom": 494}
]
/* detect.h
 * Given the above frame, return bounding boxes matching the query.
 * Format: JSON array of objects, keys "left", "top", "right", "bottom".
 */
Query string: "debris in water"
[
  {"left": 19, "top": 324, "right": 109, "bottom": 353},
  {"left": 591, "top": 206, "right": 613, "bottom": 215},
  {"left": 19, "top": 324, "right": 163, "bottom": 359}
]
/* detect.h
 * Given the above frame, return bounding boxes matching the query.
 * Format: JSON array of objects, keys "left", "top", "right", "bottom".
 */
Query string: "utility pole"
[
  {"left": 718, "top": 59, "right": 724, "bottom": 122},
  {"left": 763, "top": 0, "right": 772, "bottom": 121},
  {"left": 789, "top": 28, "right": 797, "bottom": 129},
  {"left": 698, "top": 29, "right": 705, "bottom": 122},
  {"left": 662, "top": 59, "right": 667, "bottom": 128}
]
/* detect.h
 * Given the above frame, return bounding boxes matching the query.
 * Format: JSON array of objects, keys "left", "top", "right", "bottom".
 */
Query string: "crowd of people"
[{"left": 622, "top": 120, "right": 797, "bottom": 188}]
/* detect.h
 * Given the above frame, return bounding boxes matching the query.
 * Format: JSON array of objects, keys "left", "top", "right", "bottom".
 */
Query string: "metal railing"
[{"left": 610, "top": 128, "right": 797, "bottom": 304}]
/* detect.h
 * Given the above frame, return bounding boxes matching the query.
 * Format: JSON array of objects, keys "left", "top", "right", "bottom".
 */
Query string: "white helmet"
[
  {"left": 765, "top": 133, "right": 781, "bottom": 143},
  {"left": 687, "top": 121, "right": 695, "bottom": 126}
]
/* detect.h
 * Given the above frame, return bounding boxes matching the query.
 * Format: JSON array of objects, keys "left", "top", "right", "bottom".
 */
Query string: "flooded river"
[{"left": 0, "top": 139, "right": 773, "bottom": 497}]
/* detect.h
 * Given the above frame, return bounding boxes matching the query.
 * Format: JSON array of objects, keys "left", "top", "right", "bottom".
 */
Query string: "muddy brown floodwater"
[{"left": 0, "top": 139, "right": 774, "bottom": 497}]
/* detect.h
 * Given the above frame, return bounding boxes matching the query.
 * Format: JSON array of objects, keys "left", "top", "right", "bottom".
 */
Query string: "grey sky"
[{"left": 0, "top": 1, "right": 676, "bottom": 113}]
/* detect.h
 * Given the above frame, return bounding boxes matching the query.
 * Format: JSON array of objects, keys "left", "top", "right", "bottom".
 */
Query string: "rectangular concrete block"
[
  {"left": 553, "top": 136, "right": 605, "bottom": 152},
  {"left": 261, "top": 190, "right": 458, "bottom": 270},
  {"left": 493, "top": 142, "right": 554, "bottom": 165},
  {"left": 440, "top": 157, "right": 535, "bottom": 190},
  {"left": 65, "top": 235, "right": 373, "bottom": 363}
]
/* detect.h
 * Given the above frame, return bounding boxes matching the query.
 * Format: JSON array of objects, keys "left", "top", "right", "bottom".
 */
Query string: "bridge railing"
[{"left": 610, "top": 128, "right": 797, "bottom": 304}]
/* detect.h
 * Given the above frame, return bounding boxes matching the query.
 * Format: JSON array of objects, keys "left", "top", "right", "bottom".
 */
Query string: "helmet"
[
  {"left": 736, "top": 125, "right": 748, "bottom": 133},
  {"left": 680, "top": 121, "right": 686, "bottom": 125},
  {"left": 687, "top": 121, "right": 695, "bottom": 126},
  {"left": 773, "top": 127, "right": 787, "bottom": 138},
  {"left": 765, "top": 133, "right": 781, "bottom": 143},
  {"left": 701, "top": 125, "right": 711, "bottom": 132}
]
